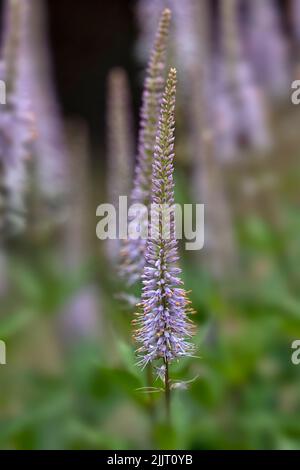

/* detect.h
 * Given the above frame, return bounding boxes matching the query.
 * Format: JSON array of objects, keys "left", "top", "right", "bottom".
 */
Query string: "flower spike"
[{"left": 134, "top": 68, "right": 195, "bottom": 369}]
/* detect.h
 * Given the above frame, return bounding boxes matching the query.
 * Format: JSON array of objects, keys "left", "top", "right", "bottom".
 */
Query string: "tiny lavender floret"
[{"left": 134, "top": 68, "right": 195, "bottom": 369}]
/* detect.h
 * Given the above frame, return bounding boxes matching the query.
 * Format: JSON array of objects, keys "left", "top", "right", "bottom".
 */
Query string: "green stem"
[
  {"left": 164, "top": 359, "right": 171, "bottom": 425},
  {"left": 146, "top": 363, "right": 155, "bottom": 419}
]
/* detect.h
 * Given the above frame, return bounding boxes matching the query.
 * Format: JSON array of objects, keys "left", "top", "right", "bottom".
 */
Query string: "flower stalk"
[{"left": 164, "top": 358, "right": 171, "bottom": 423}]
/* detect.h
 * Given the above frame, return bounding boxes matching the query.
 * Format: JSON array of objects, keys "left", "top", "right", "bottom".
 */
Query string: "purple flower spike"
[
  {"left": 133, "top": 68, "right": 195, "bottom": 369},
  {"left": 120, "top": 8, "right": 171, "bottom": 284}
]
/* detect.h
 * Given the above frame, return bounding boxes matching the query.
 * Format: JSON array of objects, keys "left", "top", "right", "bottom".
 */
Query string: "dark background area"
[{"left": 46, "top": 0, "right": 139, "bottom": 149}]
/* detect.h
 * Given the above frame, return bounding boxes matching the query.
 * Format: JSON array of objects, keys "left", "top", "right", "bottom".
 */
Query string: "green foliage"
[{"left": 1, "top": 110, "right": 300, "bottom": 450}]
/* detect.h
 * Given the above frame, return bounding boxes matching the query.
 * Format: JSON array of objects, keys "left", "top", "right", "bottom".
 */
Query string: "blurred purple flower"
[
  {"left": 213, "top": 58, "right": 270, "bottom": 161},
  {"left": 215, "top": 0, "right": 270, "bottom": 160},
  {"left": 136, "top": 0, "right": 170, "bottom": 63},
  {"left": 59, "top": 121, "right": 101, "bottom": 343},
  {"left": 246, "top": 0, "right": 290, "bottom": 99},
  {"left": 106, "top": 68, "right": 134, "bottom": 264},
  {"left": 0, "top": 0, "right": 36, "bottom": 236},
  {"left": 120, "top": 8, "right": 171, "bottom": 284},
  {"left": 59, "top": 285, "right": 102, "bottom": 346},
  {"left": 22, "top": 0, "right": 70, "bottom": 225},
  {"left": 292, "top": 0, "right": 300, "bottom": 44}
]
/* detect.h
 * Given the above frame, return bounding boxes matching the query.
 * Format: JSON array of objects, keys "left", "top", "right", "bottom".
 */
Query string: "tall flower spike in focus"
[
  {"left": 120, "top": 8, "right": 171, "bottom": 285},
  {"left": 134, "top": 68, "right": 195, "bottom": 379},
  {"left": 106, "top": 68, "right": 134, "bottom": 265}
]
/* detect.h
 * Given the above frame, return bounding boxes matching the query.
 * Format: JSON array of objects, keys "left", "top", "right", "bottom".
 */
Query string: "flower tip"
[
  {"left": 163, "top": 8, "right": 172, "bottom": 19},
  {"left": 167, "top": 68, "right": 177, "bottom": 85}
]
